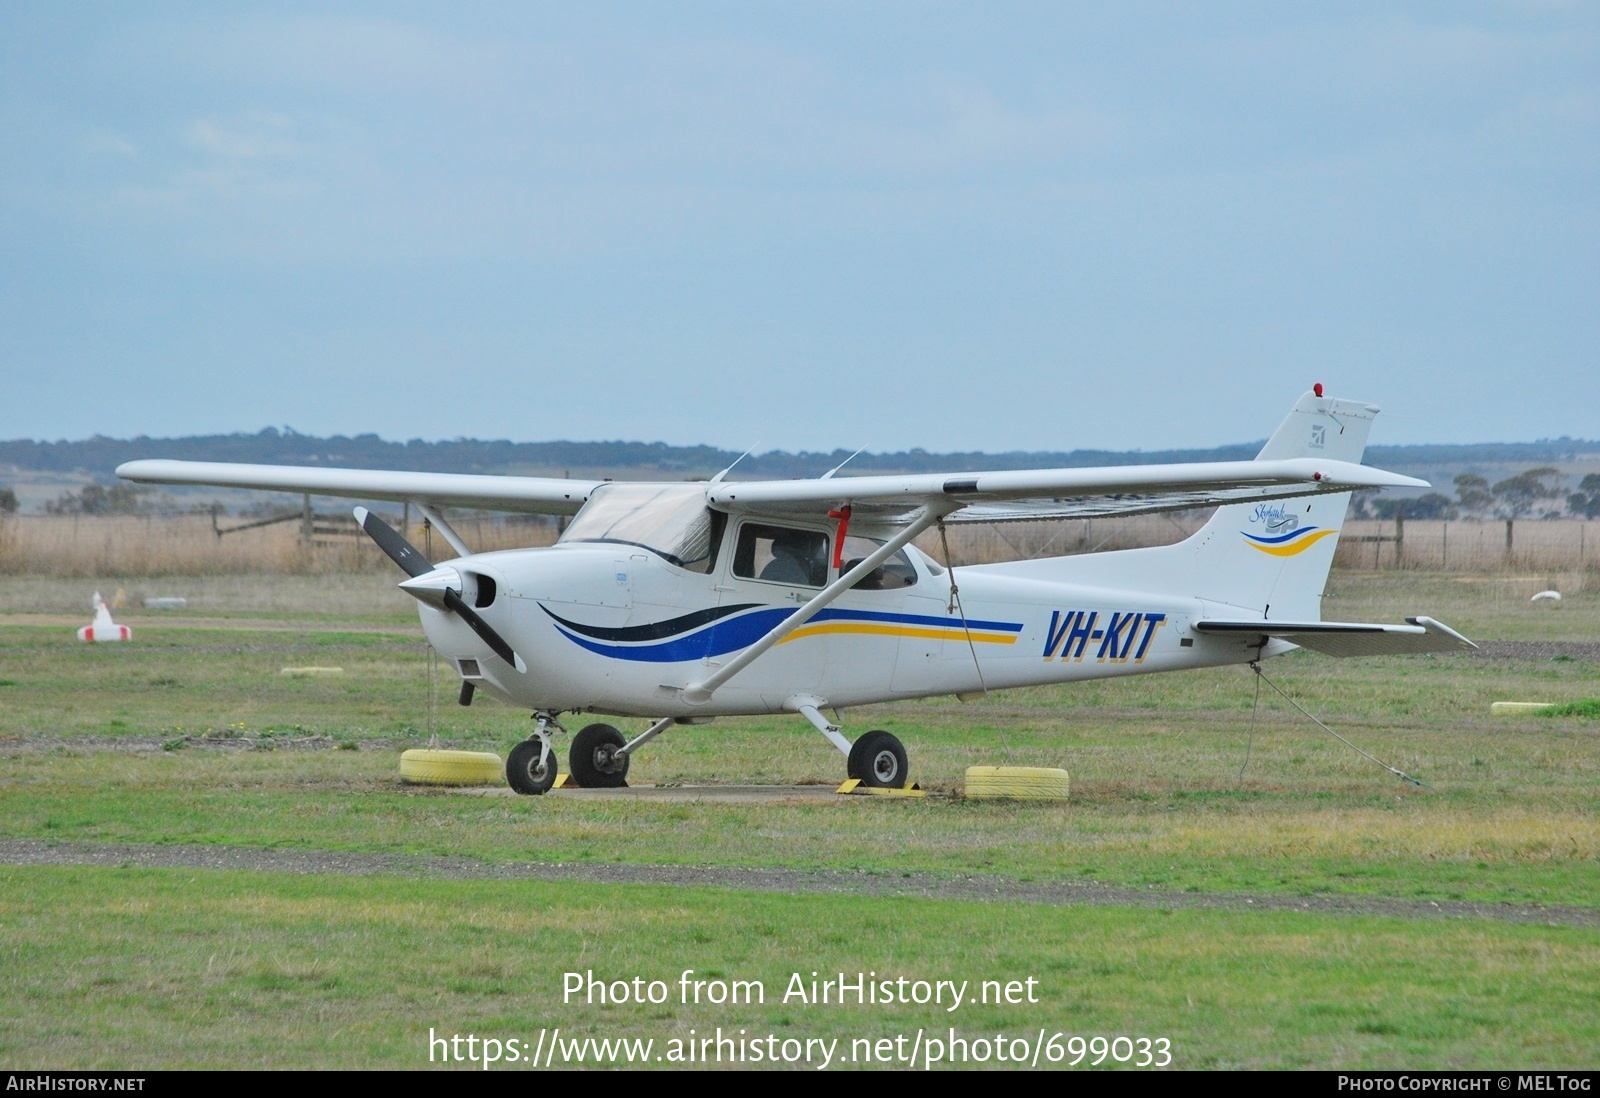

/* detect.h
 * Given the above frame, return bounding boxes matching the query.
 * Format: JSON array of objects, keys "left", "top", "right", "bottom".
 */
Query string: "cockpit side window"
[
  {"left": 673, "top": 508, "right": 727, "bottom": 574},
  {"left": 733, "top": 523, "right": 830, "bottom": 587}
]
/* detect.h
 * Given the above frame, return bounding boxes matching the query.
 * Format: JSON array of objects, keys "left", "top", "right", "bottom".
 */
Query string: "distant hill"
[{"left": 3, "top": 430, "right": 1598, "bottom": 484}]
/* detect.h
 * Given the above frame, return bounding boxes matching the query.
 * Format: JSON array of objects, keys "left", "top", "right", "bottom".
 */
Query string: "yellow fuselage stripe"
[{"left": 779, "top": 623, "right": 1020, "bottom": 645}]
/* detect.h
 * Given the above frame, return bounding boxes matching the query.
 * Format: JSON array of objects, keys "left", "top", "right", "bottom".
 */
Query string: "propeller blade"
[
  {"left": 354, "top": 506, "right": 433, "bottom": 578},
  {"left": 358, "top": 507, "right": 526, "bottom": 674},
  {"left": 442, "top": 588, "right": 526, "bottom": 673}
]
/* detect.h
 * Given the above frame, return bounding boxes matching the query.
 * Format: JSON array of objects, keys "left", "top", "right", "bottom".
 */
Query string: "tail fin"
[
  {"left": 1175, "top": 390, "right": 1379, "bottom": 620},
  {"left": 980, "top": 389, "right": 1385, "bottom": 622}
]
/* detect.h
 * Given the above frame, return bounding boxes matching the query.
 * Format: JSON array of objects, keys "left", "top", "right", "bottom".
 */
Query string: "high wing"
[
  {"left": 115, "top": 460, "right": 601, "bottom": 516},
  {"left": 119, "top": 455, "right": 1425, "bottom": 526},
  {"left": 706, "top": 457, "right": 1427, "bottom": 526}
]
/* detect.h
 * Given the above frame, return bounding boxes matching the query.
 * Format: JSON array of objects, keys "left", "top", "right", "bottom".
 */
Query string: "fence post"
[
  {"left": 302, "top": 494, "right": 313, "bottom": 548},
  {"left": 1441, "top": 523, "right": 1447, "bottom": 569},
  {"left": 1505, "top": 518, "right": 1514, "bottom": 559},
  {"left": 1394, "top": 514, "right": 1404, "bottom": 564}
]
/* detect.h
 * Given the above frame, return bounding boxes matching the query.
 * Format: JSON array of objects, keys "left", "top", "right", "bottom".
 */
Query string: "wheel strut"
[
  {"left": 617, "top": 716, "right": 674, "bottom": 758},
  {"left": 506, "top": 711, "right": 567, "bottom": 796}
]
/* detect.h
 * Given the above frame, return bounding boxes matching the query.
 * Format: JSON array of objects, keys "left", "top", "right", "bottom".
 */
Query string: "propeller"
[{"left": 355, "top": 507, "right": 525, "bottom": 673}]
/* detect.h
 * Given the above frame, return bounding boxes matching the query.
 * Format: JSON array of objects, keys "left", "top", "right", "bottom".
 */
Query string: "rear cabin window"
[
  {"left": 733, "top": 524, "right": 829, "bottom": 587},
  {"left": 838, "top": 535, "right": 918, "bottom": 590}
]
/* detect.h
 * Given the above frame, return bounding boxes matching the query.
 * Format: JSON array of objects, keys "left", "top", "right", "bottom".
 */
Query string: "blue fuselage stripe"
[{"left": 547, "top": 605, "right": 1023, "bottom": 663}]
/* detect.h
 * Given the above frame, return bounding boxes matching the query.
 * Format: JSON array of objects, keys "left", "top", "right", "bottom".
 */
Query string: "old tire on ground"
[
  {"left": 400, "top": 749, "right": 504, "bottom": 787},
  {"left": 569, "top": 723, "right": 630, "bottom": 788},
  {"left": 506, "top": 740, "right": 560, "bottom": 796},
  {"left": 963, "top": 765, "right": 1070, "bottom": 800},
  {"left": 848, "top": 730, "right": 908, "bottom": 789}
]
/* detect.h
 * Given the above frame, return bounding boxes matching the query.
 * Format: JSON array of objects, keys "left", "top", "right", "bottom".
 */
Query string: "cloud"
[
  {"left": 83, "top": 130, "right": 138, "bottom": 157},
  {"left": 184, "top": 113, "right": 301, "bottom": 160}
]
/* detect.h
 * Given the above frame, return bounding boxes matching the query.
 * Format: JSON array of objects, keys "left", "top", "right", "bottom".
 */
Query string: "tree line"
[
  {"left": 1353, "top": 470, "right": 1600, "bottom": 521},
  {"left": 4, "top": 430, "right": 1598, "bottom": 519}
]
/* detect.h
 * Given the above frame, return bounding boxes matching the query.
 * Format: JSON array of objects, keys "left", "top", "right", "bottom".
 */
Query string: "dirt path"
[{"left": 2, "top": 838, "right": 1593, "bottom": 928}]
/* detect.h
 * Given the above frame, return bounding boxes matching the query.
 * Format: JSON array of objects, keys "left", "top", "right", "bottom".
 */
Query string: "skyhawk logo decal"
[{"left": 1242, "top": 504, "right": 1337, "bottom": 556}]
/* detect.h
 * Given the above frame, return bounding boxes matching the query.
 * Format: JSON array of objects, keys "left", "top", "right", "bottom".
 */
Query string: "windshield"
[{"left": 559, "top": 482, "right": 723, "bottom": 572}]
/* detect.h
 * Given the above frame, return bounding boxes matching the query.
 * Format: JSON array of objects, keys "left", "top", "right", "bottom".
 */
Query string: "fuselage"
[{"left": 414, "top": 537, "right": 1278, "bottom": 719}]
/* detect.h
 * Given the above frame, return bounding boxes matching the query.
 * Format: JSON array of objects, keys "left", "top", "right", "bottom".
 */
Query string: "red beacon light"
[{"left": 1313, "top": 383, "right": 1324, "bottom": 397}]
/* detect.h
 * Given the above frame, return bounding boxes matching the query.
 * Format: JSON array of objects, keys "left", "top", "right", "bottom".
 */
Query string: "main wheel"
[
  {"left": 569, "top": 723, "right": 630, "bottom": 788},
  {"left": 506, "top": 739, "right": 559, "bottom": 796},
  {"left": 848, "top": 730, "right": 908, "bottom": 789}
]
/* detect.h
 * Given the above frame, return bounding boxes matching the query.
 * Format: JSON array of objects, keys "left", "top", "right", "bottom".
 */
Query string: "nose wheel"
[
  {"left": 506, "top": 738, "right": 559, "bottom": 795},
  {"left": 507, "top": 711, "right": 565, "bottom": 796}
]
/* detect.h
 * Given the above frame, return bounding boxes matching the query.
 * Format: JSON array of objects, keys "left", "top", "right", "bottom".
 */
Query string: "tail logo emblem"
[
  {"left": 1243, "top": 504, "right": 1337, "bottom": 556},
  {"left": 1241, "top": 526, "right": 1336, "bottom": 556}
]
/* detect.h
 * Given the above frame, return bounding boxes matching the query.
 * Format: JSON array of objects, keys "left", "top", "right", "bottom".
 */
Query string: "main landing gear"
[
  {"left": 507, "top": 707, "right": 909, "bottom": 795},
  {"left": 569, "top": 723, "right": 629, "bottom": 789},
  {"left": 847, "top": 729, "right": 909, "bottom": 789},
  {"left": 794, "top": 699, "right": 910, "bottom": 789}
]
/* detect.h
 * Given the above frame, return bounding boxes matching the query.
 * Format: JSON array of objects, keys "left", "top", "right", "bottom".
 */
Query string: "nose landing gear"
[{"left": 507, "top": 711, "right": 564, "bottom": 796}]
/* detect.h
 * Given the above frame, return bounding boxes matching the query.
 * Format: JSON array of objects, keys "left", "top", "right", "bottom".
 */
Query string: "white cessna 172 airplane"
[{"left": 119, "top": 387, "right": 1474, "bottom": 795}]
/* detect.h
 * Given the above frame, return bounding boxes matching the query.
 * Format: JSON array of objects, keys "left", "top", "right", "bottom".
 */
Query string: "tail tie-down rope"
[{"left": 1243, "top": 661, "right": 1429, "bottom": 788}]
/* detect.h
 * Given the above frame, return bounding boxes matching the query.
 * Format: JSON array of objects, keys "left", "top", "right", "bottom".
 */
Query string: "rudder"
[{"left": 1180, "top": 390, "right": 1379, "bottom": 620}]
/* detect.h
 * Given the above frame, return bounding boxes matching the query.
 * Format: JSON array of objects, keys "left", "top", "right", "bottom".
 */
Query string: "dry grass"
[
  {"left": 3, "top": 511, "right": 1598, "bottom": 578},
  {"left": 1337, "top": 518, "right": 1600, "bottom": 572},
  {"left": 0, "top": 513, "right": 559, "bottom": 577}
]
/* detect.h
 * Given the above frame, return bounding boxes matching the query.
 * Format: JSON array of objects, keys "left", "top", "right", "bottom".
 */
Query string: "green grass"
[
  {"left": 1, "top": 569, "right": 1597, "bottom": 1068},
  {"left": 2, "top": 866, "right": 1595, "bottom": 1070},
  {"left": 1541, "top": 700, "right": 1600, "bottom": 719},
  {"left": 2, "top": 613, "right": 1595, "bottom": 906}
]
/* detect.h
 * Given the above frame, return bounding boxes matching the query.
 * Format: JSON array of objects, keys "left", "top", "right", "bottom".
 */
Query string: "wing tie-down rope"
[
  {"left": 937, "top": 519, "right": 987, "bottom": 696},
  {"left": 940, "top": 519, "right": 1014, "bottom": 763}
]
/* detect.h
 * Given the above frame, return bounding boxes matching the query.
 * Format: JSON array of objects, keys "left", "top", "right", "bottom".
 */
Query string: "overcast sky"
[{"left": 2, "top": 3, "right": 1595, "bottom": 455}]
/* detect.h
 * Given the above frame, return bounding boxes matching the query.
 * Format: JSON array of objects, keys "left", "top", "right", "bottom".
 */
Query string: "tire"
[
  {"left": 400, "top": 749, "right": 503, "bottom": 786},
  {"left": 569, "top": 723, "right": 630, "bottom": 788},
  {"left": 848, "top": 730, "right": 908, "bottom": 789},
  {"left": 963, "top": 765, "right": 1070, "bottom": 800},
  {"left": 506, "top": 739, "right": 559, "bottom": 796}
]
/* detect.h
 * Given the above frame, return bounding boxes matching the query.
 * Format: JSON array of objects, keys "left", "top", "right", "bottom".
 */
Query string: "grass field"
[{"left": 1, "top": 570, "right": 1596, "bottom": 1069}]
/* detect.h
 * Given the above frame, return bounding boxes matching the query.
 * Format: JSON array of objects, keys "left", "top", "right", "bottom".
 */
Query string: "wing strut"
[
  {"left": 681, "top": 503, "right": 954, "bottom": 704},
  {"left": 413, "top": 502, "right": 473, "bottom": 558}
]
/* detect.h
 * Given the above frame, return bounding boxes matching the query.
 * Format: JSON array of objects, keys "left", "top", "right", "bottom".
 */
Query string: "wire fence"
[
  {"left": 1, "top": 510, "right": 1595, "bottom": 577},
  {"left": 0, "top": 512, "right": 561, "bottom": 576}
]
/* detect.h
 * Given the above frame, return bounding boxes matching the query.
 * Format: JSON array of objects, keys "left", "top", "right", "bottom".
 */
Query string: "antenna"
[
  {"left": 820, "top": 448, "right": 866, "bottom": 480},
  {"left": 709, "top": 446, "right": 759, "bottom": 484}
]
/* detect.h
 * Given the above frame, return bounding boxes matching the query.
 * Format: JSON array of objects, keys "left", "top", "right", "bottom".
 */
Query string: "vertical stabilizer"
[
  {"left": 975, "top": 389, "right": 1388, "bottom": 623},
  {"left": 1177, "top": 390, "right": 1378, "bottom": 620}
]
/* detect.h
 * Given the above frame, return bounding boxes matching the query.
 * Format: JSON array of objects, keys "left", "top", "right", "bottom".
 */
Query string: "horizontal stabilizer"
[{"left": 1193, "top": 616, "right": 1476, "bottom": 657}]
